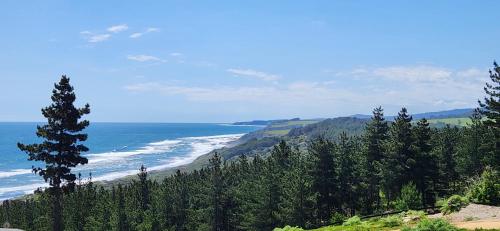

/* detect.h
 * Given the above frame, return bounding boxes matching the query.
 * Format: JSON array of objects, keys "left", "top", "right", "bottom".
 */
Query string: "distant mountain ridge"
[{"left": 351, "top": 108, "right": 474, "bottom": 120}]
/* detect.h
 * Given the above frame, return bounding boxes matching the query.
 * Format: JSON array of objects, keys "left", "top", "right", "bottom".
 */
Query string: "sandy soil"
[
  {"left": 454, "top": 219, "right": 500, "bottom": 229},
  {"left": 428, "top": 203, "right": 500, "bottom": 229}
]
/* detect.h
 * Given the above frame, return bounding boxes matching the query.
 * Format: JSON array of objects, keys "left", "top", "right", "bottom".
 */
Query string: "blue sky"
[{"left": 0, "top": 1, "right": 499, "bottom": 122}]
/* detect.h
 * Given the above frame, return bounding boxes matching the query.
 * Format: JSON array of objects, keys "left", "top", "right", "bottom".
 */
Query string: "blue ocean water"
[{"left": 0, "top": 122, "right": 260, "bottom": 200}]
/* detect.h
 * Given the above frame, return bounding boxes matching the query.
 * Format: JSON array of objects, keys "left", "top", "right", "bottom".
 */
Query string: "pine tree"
[
  {"left": 363, "top": 106, "right": 388, "bottom": 213},
  {"left": 173, "top": 170, "right": 189, "bottom": 231},
  {"left": 309, "top": 137, "right": 337, "bottom": 224},
  {"left": 138, "top": 165, "right": 150, "bottom": 211},
  {"left": 439, "top": 125, "right": 459, "bottom": 194},
  {"left": 382, "top": 108, "right": 414, "bottom": 201},
  {"left": 209, "top": 153, "right": 225, "bottom": 231},
  {"left": 116, "top": 185, "right": 129, "bottom": 231},
  {"left": 479, "top": 61, "right": 500, "bottom": 170},
  {"left": 17, "top": 75, "right": 90, "bottom": 231},
  {"left": 460, "top": 109, "right": 485, "bottom": 175},
  {"left": 413, "top": 118, "right": 437, "bottom": 206},
  {"left": 336, "top": 132, "right": 358, "bottom": 216}
]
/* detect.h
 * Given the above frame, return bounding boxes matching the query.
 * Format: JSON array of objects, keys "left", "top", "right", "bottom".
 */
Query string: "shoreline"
[{"left": 0, "top": 132, "right": 249, "bottom": 201}]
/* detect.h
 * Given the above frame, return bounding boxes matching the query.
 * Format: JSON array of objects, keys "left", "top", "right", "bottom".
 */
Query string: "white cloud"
[
  {"left": 456, "top": 68, "right": 486, "bottom": 78},
  {"left": 130, "top": 33, "right": 142, "bottom": 38},
  {"left": 126, "top": 55, "right": 165, "bottom": 62},
  {"left": 170, "top": 52, "right": 183, "bottom": 57},
  {"left": 227, "top": 68, "right": 280, "bottom": 82},
  {"left": 107, "top": 24, "right": 128, "bottom": 33},
  {"left": 129, "top": 27, "right": 159, "bottom": 39},
  {"left": 88, "top": 34, "right": 111, "bottom": 43},
  {"left": 124, "top": 82, "right": 338, "bottom": 103},
  {"left": 146, "top": 27, "right": 159, "bottom": 32},
  {"left": 122, "top": 63, "right": 489, "bottom": 118},
  {"left": 372, "top": 65, "right": 452, "bottom": 83}
]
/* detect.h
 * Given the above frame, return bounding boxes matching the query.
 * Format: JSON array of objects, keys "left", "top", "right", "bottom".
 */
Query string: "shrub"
[
  {"left": 273, "top": 225, "right": 304, "bottom": 231},
  {"left": 330, "top": 212, "right": 346, "bottom": 225},
  {"left": 395, "top": 182, "right": 423, "bottom": 211},
  {"left": 342, "top": 215, "right": 362, "bottom": 226},
  {"left": 401, "top": 218, "right": 459, "bottom": 231},
  {"left": 441, "top": 195, "right": 469, "bottom": 215},
  {"left": 381, "top": 215, "right": 403, "bottom": 227},
  {"left": 467, "top": 167, "right": 500, "bottom": 206},
  {"left": 403, "top": 210, "right": 427, "bottom": 222}
]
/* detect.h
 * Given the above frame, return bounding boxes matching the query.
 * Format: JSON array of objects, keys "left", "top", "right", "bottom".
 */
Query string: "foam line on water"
[
  {"left": 96, "top": 133, "right": 244, "bottom": 181},
  {"left": 0, "top": 133, "right": 244, "bottom": 199},
  {"left": 0, "top": 183, "right": 48, "bottom": 195},
  {"left": 0, "top": 169, "right": 32, "bottom": 178},
  {"left": 86, "top": 139, "right": 181, "bottom": 164}
]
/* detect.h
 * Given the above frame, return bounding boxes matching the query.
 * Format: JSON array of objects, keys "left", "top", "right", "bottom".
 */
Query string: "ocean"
[{"left": 0, "top": 122, "right": 260, "bottom": 200}]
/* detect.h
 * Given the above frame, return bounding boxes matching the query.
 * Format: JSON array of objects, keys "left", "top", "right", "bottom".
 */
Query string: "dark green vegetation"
[
  {"left": 15, "top": 76, "right": 90, "bottom": 231},
  {"left": 1, "top": 63, "right": 499, "bottom": 231}
]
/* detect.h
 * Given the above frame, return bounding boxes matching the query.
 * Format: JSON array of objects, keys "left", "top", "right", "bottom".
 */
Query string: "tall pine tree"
[
  {"left": 479, "top": 61, "right": 500, "bottom": 170},
  {"left": 17, "top": 75, "right": 90, "bottom": 231},
  {"left": 413, "top": 118, "right": 437, "bottom": 206},
  {"left": 309, "top": 137, "right": 337, "bottom": 224},
  {"left": 382, "top": 108, "right": 414, "bottom": 201},
  {"left": 363, "top": 106, "right": 388, "bottom": 213}
]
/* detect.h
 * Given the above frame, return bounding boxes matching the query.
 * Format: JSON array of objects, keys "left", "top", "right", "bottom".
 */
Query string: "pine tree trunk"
[{"left": 52, "top": 188, "right": 63, "bottom": 231}]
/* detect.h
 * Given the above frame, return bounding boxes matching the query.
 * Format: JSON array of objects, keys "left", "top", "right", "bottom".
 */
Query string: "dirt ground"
[
  {"left": 454, "top": 219, "right": 500, "bottom": 229},
  {"left": 428, "top": 203, "right": 500, "bottom": 230}
]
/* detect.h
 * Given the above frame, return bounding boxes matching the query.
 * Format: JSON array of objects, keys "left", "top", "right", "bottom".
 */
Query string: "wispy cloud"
[
  {"left": 129, "top": 27, "right": 159, "bottom": 39},
  {"left": 170, "top": 52, "right": 183, "bottom": 57},
  {"left": 227, "top": 68, "right": 281, "bottom": 82},
  {"left": 372, "top": 65, "right": 452, "bottom": 83},
  {"left": 80, "top": 24, "right": 129, "bottom": 43},
  {"left": 107, "top": 24, "right": 128, "bottom": 33},
  {"left": 126, "top": 54, "right": 165, "bottom": 62},
  {"left": 88, "top": 34, "right": 111, "bottom": 43}
]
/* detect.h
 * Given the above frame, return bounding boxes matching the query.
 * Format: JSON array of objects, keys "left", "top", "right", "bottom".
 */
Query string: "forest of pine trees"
[{"left": 0, "top": 63, "right": 499, "bottom": 231}]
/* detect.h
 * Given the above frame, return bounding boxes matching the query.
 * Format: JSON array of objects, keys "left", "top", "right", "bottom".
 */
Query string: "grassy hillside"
[
  {"left": 427, "top": 117, "right": 472, "bottom": 127},
  {"left": 142, "top": 117, "right": 367, "bottom": 181},
  {"left": 116, "top": 115, "right": 470, "bottom": 183}
]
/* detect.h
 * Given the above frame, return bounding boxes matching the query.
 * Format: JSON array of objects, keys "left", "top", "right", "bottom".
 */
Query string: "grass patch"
[
  {"left": 427, "top": 117, "right": 472, "bottom": 126},
  {"left": 270, "top": 120, "right": 319, "bottom": 128},
  {"left": 264, "top": 129, "right": 291, "bottom": 135}
]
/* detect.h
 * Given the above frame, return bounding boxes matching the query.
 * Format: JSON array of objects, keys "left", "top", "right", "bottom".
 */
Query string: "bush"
[
  {"left": 401, "top": 218, "right": 459, "bottom": 231},
  {"left": 395, "top": 182, "right": 423, "bottom": 211},
  {"left": 330, "top": 212, "right": 346, "bottom": 225},
  {"left": 403, "top": 210, "right": 427, "bottom": 222},
  {"left": 342, "top": 215, "right": 362, "bottom": 226},
  {"left": 380, "top": 215, "right": 403, "bottom": 227},
  {"left": 441, "top": 195, "right": 469, "bottom": 215},
  {"left": 467, "top": 167, "right": 500, "bottom": 206},
  {"left": 273, "top": 225, "right": 304, "bottom": 231}
]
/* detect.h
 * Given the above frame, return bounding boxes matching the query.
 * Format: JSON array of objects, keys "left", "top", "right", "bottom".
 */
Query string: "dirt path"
[{"left": 454, "top": 219, "right": 500, "bottom": 229}]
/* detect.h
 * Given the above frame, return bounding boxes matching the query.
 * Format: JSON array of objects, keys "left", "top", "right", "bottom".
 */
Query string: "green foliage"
[
  {"left": 441, "top": 195, "right": 469, "bottom": 215},
  {"left": 394, "top": 182, "right": 423, "bottom": 211},
  {"left": 467, "top": 167, "right": 500, "bottom": 205},
  {"left": 478, "top": 62, "right": 500, "bottom": 172},
  {"left": 380, "top": 215, "right": 403, "bottom": 227},
  {"left": 273, "top": 225, "right": 304, "bottom": 231},
  {"left": 401, "top": 218, "right": 459, "bottom": 231},
  {"left": 404, "top": 210, "right": 427, "bottom": 221},
  {"left": 16, "top": 75, "right": 90, "bottom": 231},
  {"left": 342, "top": 216, "right": 362, "bottom": 226},
  {"left": 329, "top": 212, "right": 346, "bottom": 225}
]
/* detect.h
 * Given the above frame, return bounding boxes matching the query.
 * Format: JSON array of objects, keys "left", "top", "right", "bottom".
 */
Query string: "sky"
[{"left": 0, "top": 1, "right": 499, "bottom": 122}]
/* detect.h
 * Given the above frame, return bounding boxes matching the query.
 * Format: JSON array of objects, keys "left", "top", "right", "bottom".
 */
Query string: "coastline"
[{"left": 0, "top": 131, "right": 251, "bottom": 201}]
